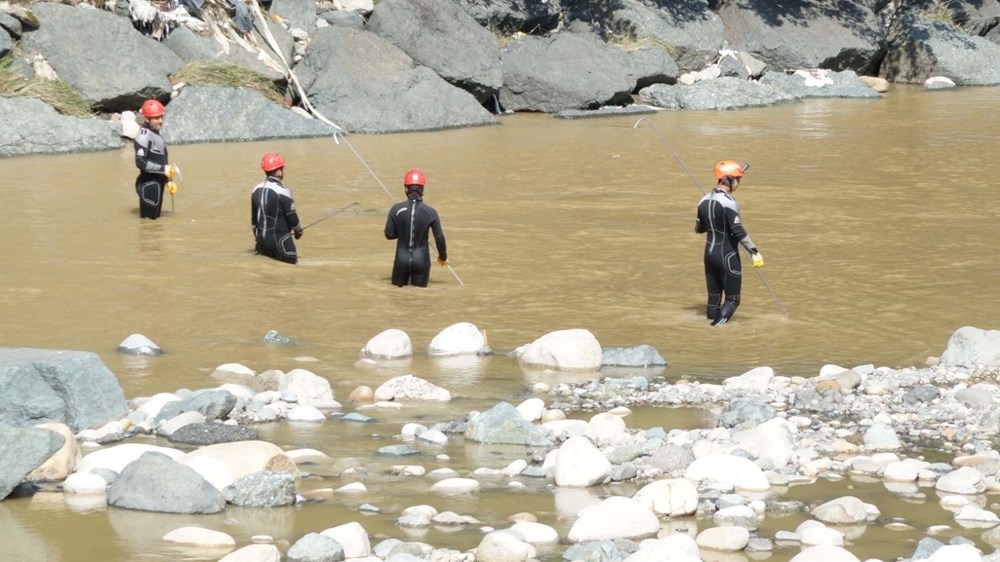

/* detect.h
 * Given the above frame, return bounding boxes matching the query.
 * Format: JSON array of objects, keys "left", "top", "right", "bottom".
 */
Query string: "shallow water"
[{"left": 1, "top": 85, "right": 999, "bottom": 560}]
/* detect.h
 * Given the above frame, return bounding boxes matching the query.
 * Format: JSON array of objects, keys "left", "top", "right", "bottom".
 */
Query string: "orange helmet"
[
  {"left": 140, "top": 99, "right": 165, "bottom": 118},
  {"left": 403, "top": 169, "right": 426, "bottom": 187},
  {"left": 714, "top": 160, "right": 745, "bottom": 180},
  {"left": 261, "top": 152, "right": 285, "bottom": 173}
]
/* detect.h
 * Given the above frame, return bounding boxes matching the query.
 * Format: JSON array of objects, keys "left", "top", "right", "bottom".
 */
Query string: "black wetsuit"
[
  {"left": 695, "top": 188, "right": 757, "bottom": 323},
  {"left": 251, "top": 176, "right": 302, "bottom": 264},
  {"left": 384, "top": 194, "right": 447, "bottom": 287},
  {"left": 133, "top": 126, "right": 169, "bottom": 219}
]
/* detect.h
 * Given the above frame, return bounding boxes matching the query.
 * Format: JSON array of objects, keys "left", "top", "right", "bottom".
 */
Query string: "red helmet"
[
  {"left": 714, "top": 160, "right": 745, "bottom": 180},
  {"left": 140, "top": 99, "right": 165, "bottom": 118},
  {"left": 261, "top": 152, "right": 285, "bottom": 173},
  {"left": 403, "top": 169, "right": 426, "bottom": 187}
]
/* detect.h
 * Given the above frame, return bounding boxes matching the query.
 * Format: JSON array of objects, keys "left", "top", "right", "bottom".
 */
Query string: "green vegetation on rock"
[
  {"left": 172, "top": 61, "right": 285, "bottom": 105},
  {"left": 0, "top": 53, "right": 94, "bottom": 117}
]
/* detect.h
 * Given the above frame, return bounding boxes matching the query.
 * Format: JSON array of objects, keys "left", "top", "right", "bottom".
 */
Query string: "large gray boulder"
[
  {"left": 940, "top": 326, "right": 1000, "bottom": 369},
  {"left": 0, "top": 424, "right": 65, "bottom": 500},
  {"left": 368, "top": 0, "right": 502, "bottom": 104},
  {"left": 0, "top": 26, "right": 11, "bottom": 59},
  {"left": 20, "top": 2, "right": 182, "bottom": 112},
  {"left": 500, "top": 31, "right": 649, "bottom": 112},
  {"left": 0, "top": 11, "right": 24, "bottom": 39},
  {"left": 565, "top": 0, "right": 723, "bottom": 72},
  {"left": 0, "top": 348, "right": 129, "bottom": 432},
  {"left": 464, "top": 402, "right": 553, "bottom": 446},
  {"left": 455, "top": 0, "right": 562, "bottom": 34},
  {"left": 269, "top": 0, "right": 318, "bottom": 34},
  {"left": 297, "top": 27, "right": 497, "bottom": 133},
  {"left": 108, "top": 452, "right": 225, "bottom": 513},
  {"left": 717, "top": 0, "right": 884, "bottom": 73},
  {"left": 160, "top": 85, "right": 340, "bottom": 144},
  {"left": 881, "top": 14, "right": 1000, "bottom": 85},
  {"left": 891, "top": 0, "right": 1000, "bottom": 37},
  {"left": 153, "top": 389, "right": 239, "bottom": 422},
  {"left": 759, "top": 69, "right": 882, "bottom": 98},
  {"left": 0, "top": 97, "right": 122, "bottom": 158},
  {"left": 638, "top": 77, "right": 795, "bottom": 110}
]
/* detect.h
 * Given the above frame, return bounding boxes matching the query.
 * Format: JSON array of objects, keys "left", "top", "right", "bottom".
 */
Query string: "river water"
[{"left": 0, "top": 85, "right": 998, "bottom": 561}]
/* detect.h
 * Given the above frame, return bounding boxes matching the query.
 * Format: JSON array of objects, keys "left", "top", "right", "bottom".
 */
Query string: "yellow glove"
[
  {"left": 437, "top": 257, "right": 448, "bottom": 266},
  {"left": 751, "top": 252, "right": 764, "bottom": 269},
  {"left": 166, "top": 181, "right": 177, "bottom": 195},
  {"left": 164, "top": 164, "right": 178, "bottom": 180}
]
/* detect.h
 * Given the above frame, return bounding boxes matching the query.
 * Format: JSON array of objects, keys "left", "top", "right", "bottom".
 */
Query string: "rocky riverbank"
[
  {"left": 1, "top": 0, "right": 999, "bottom": 156},
  {"left": 3, "top": 325, "right": 1000, "bottom": 561}
]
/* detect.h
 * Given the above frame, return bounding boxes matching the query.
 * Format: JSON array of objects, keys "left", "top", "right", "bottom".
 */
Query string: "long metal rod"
[
  {"left": 338, "top": 134, "right": 464, "bottom": 286},
  {"left": 302, "top": 202, "right": 361, "bottom": 231},
  {"left": 632, "top": 117, "right": 788, "bottom": 316}
]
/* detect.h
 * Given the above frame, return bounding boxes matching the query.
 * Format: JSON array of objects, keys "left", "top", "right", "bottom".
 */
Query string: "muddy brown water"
[{"left": 0, "top": 85, "right": 998, "bottom": 561}]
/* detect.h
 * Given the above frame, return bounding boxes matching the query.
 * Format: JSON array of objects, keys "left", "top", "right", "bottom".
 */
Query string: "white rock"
[
  {"left": 882, "top": 459, "right": 928, "bottom": 482},
  {"left": 374, "top": 374, "right": 451, "bottom": 402},
  {"left": 924, "top": 76, "right": 957, "bottom": 89},
  {"left": 926, "top": 544, "right": 983, "bottom": 561},
  {"left": 510, "top": 521, "right": 559, "bottom": 544},
  {"left": 554, "top": 435, "right": 611, "bottom": 487},
  {"left": 63, "top": 472, "right": 108, "bottom": 495},
  {"left": 621, "top": 533, "right": 701, "bottom": 562},
  {"left": 116, "top": 333, "right": 161, "bottom": 355},
  {"left": 135, "top": 392, "right": 182, "bottom": 418},
  {"left": 937, "top": 467, "right": 986, "bottom": 494},
  {"left": 78, "top": 443, "right": 184, "bottom": 474},
  {"left": 475, "top": 531, "right": 536, "bottom": 562},
  {"left": 684, "top": 453, "right": 770, "bottom": 492},
  {"left": 696, "top": 526, "right": 749, "bottom": 551},
  {"left": 567, "top": 496, "right": 659, "bottom": 542},
  {"left": 417, "top": 429, "right": 448, "bottom": 445},
  {"left": 211, "top": 363, "right": 256, "bottom": 379},
  {"left": 218, "top": 544, "right": 280, "bottom": 562},
  {"left": 287, "top": 405, "right": 326, "bottom": 422},
  {"left": 157, "top": 411, "right": 206, "bottom": 436},
  {"left": 320, "top": 521, "right": 371, "bottom": 558},
  {"left": 162, "top": 526, "right": 236, "bottom": 547},
  {"left": 724, "top": 366, "right": 774, "bottom": 391},
  {"left": 517, "top": 329, "right": 603, "bottom": 371},
  {"left": 811, "top": 497, "right": 873, "bottom": 525},
  {"left": 430, "top": 478, "right": 480, "bottom": 494},
  {"left": 516, "top": 398, "right": 546, "bottom": 422},
  {"left": 284, "top": 448, "right": 332, "bottom": 464},
  {"left": 789, "top": 545, "right": 861, "bottom": 562},
  {"left": 632, "top": 478, "right": 698, "bottom": 517},
  {"left": 361, "top": 328, "right": 412, "bottom": 359},
  {"left": 584, "top": 412, "right": 628, "bottom": 447},
  {"left": 428, "top": 322, "right": 487, "bottom": 355},
  {"left": 801, "top": 524, "right": 844, "bottom": 547},
  {"left": 335, "top": 482, "right": 367, "bottom": 493},
  {"left": 280, "top": 369, "right": 335, "bottom": 407},
  {"left": 733, "top": 418, "right": 794, "bottom": 469},
  {"left": 955, "top": 504, "right": 999, "bottom": 524},
  {"left": 542, "top": 419, "right": 588, "bottom": 441}
]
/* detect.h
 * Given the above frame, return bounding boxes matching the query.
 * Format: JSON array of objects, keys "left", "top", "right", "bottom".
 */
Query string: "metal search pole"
[
  {"left": 302, "top": 202, "right": 361, "bottom": 231},
  {"left": 633, "top": 117, "right": 788, "bottom": 316}
]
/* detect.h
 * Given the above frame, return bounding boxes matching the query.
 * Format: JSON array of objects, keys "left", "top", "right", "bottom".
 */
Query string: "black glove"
[{"left": 293, "top": 227, "right": 303, "bottom": 240}]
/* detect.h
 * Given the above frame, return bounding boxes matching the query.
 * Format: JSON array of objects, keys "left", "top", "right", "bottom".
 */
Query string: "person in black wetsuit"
[
  {"left": 133, "top": 99, "right": 179, "bottom": 219},
  {"left": 384, "top": 169, "right": 448, "bottom": 287},
  {"left": 251, "top": 152, "right": 303, "bottom": 264},
  {"left": 695, "top": 160, "right": 764, "bottom": 326}
]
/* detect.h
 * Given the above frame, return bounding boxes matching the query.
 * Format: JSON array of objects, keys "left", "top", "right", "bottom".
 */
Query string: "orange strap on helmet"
[
  {"left": 714, "top": 160, "right": 745, "bottom": 180},
  {"left": 403, "top": 169, "right": 426, "bottom": 187},
  {"left": 261, "top": 152, "right": 285, "bottom": 173},
  {"left": 140, "top": 99, "right": 165, "bottom": 119}
]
